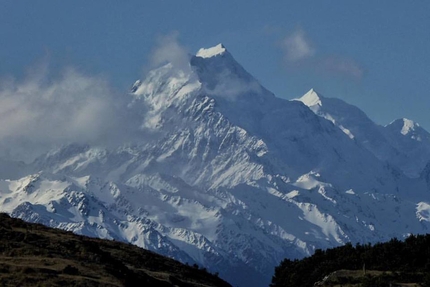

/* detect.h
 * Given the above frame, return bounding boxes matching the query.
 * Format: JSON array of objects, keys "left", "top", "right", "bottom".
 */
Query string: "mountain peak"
[
  {"left": 297, "top": 88, "right": 323, "bottom": 107},
  {"left": 387, "top": 118, "right": 419, "bottom": 136},
  {"left": 385, "top": 118, "right": 430, "bottom": 145},
  {"left": 196, "top": 43, "right": 227, "bottom": 58},
  {"left": 400, "top": 118, "right": 419, "bottom": 135},
  {"left": 190, "top": 43, "right": 271, "bottom": 102}
]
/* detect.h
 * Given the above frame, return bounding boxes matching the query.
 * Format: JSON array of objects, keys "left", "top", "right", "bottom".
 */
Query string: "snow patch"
[
  {"left": 345, "top": 189, "right": 355, "bottom": 195},
  {"left": 416, "top": 202, "right": 430, "bottom": 222},
  {"left": 196, "top": 44, "right": 227, "bottom": 58},
  {"left": 400, "top": 118, "right": 418, "bottom": 135},
  {"left": 294, "top": 172, "right": 321, "bottom": 190},
  {"left": 296, "top": 88, "right": 322, "bottom": 107},
  {"left": 286, "top": 190, "right": 300, "bottom": 199}
]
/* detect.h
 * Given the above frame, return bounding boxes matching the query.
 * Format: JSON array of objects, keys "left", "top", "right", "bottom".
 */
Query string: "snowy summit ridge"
[
  {"left": 388, "top": 118, "right": 420, "bottom": 136},
  {"left": 297, "top": 88, "right": 323, "bottom": 106},
  {"left": 196, "top": 43, "right": 227, "bottom": 58}
]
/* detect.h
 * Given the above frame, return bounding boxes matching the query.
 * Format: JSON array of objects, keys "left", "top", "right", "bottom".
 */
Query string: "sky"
[{"left": 1, "top": 1, "right": 430, "bottom": 134}]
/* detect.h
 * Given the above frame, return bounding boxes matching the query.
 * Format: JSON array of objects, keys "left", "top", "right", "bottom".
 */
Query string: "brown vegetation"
[{"left": 0, "top": 213, "right": 231, "bottom": 287}]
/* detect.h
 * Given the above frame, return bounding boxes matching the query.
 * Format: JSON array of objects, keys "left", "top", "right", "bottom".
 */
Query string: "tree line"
[{"left": 271, "top": 234, "right": 430, "bottom": 287}]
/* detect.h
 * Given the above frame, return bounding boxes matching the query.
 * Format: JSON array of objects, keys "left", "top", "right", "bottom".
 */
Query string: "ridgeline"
[{"left": 0, "top": 213, "right": 231, "bottom": 287}]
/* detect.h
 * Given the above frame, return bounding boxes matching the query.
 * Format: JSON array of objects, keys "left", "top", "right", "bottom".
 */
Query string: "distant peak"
[
  {"left": 402, "top": 118, "right": 418, "bottom": 126},
  {"left": 196, "top": 43, "right": 227, "bottom": 58},
  {"left": 296, "top": 88, "right": 323, "bottom": 107},
  {"left": 389, "top": 117, "right": 418, "bottom": 126},
  {"left": 387, "top": 118, "right": 420, "bottom": 136},
  {"left": 400, "top": 118, "right": 419, "bottom": 135}
]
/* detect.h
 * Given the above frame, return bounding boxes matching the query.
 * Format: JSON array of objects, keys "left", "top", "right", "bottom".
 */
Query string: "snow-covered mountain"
[
  {"left": 296, "top": 89, "right": 430, "bottom": 177},
  {"left": 384, "top": 118, "right": 430, "bottom": 176},
  {"left": 1, "top": 44, "right": 430, "bottom": 287}
]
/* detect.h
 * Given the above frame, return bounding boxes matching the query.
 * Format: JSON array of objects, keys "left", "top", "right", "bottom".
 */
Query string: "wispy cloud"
[
  {"left": 281, "top": 28, "right": 315, "bottom": 62},
  {"left": 204, "top": 69, "right": 263, "bottom": 100},
  {"left": 148, "top": 31, "right": 191, "bottom": 74},
  {"left": 319, "top": 56, "right": 364, "bottom": 80},
  {"left": 279, "top": 27, "right": 364, "bottom": 80},
  {"left": 0, "top": 64, "right": 142, "bottom": 161},
  {"left": 0, "top": 33, "right": 194, "bottom": 161}
]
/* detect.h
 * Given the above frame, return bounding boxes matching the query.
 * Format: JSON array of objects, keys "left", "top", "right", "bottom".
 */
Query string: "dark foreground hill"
[
  {"left": 271, "top": 234, "right": 430, "bottom": 287},
  {"left": 0, "top": 213, "right": 231, "bottom": 287}
]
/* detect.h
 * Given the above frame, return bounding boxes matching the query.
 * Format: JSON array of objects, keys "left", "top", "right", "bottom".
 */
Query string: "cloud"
[
  {"left": 204, "top": 70, "right": 263, "bottom": 100},
  {"left": 148, "top": 31, "right": 192, "bottom": 74},
  {"left": 279, "top": 28, "right": 364, "bottom": 80},
  {"left": 0, "top": 32, "right": 194, "bottom": 162},
  {"left": 281, "top": 28, "right": 315, "bottom": 62},
  {"left": 318, "top": 56, "right": 364, "bottom": 80},
  {"left": 0, "top": 65, "right": 142, "bottom": 161}
]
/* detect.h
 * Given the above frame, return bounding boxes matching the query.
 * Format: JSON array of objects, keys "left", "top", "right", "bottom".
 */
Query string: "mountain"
[
  {"left": 384, "top": 118, "right": 430, "bottom": 176},
  {"left": 296, "top": 89, "right": 430, "bottom": 177},
  {"left": 0, "top": 213, "right": 231, "bottom": 287},
  {"left": 1, "top": 44, "right": 430, "bottom": 286}
]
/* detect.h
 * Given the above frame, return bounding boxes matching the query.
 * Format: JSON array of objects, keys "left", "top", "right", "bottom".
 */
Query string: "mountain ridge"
[
  {"left": 296, "top": 89, "right": 430, "bottom": 177},
  {"left": 1, "top": 44, "right": 430, "bottom": 286},
  {"left": 0, "top": 212, "right": 231, "bottom": 287}
]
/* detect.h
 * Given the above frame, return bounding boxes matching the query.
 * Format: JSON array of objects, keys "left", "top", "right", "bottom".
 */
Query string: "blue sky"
[{"left": 1, "top": 1, "right": 430, "bottom": 129}]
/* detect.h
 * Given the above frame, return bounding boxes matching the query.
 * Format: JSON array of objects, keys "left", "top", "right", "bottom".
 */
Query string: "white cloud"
[
  {"left": 281, "top": 28, "right": 315, "bottom": 62},
  {"left": 0, "top": 66, "right": 141, "bottom": 161},
  {"left": 204, "top": 69, "right": 263, "bottom": 100},
  {"left": 149, "top": 31, "right": 191, "bottom": 74},
  {"left": 279, "top": 28, "right": 364, "bottom": 80},
  {"left": 0, "top": 33, "right": 194, "bottom": 162},
  {"left": 319, "top": 56, "right": 364, "bottom": 80}
]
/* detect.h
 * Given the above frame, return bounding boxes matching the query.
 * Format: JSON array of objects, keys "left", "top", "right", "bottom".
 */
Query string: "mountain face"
[
  {"left": 384, "top": 118, "right": 430, "bottom": 176},
  {"left": 297, "top": 89, "right": 430, "bottom": 177},
  {"left": 1, "top": 44, "right": 430, "bottom": 287}
]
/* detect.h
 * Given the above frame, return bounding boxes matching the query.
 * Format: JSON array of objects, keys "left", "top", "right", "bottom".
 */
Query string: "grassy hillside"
[
  {"left": 0, "top": 213, "right": 231, "bottom": 287},
  {"left": 271, "top": 235, "right": 430, "bottom": 287}
]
